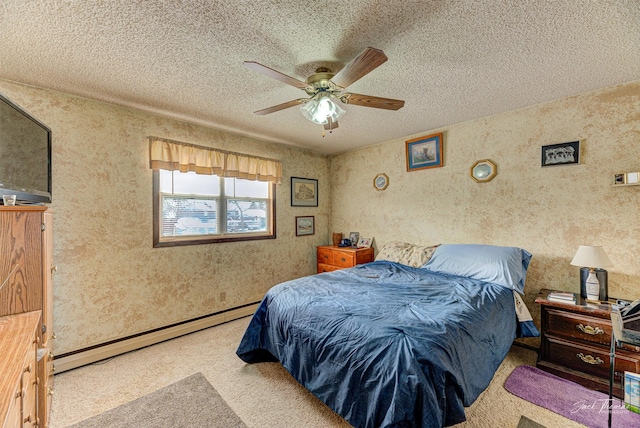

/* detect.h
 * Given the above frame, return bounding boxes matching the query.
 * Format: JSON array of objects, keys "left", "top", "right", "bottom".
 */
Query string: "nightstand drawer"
[
  {"left": 546, "top": 308, "right": 611, "bottom": 346},
  {"left": 317, "top": 263, "right": 340, "bottom": 273},
  {"left": 317, "top": 248, "right": 334, "bottom": 265},
  {"left": 546, "top": 337, "right": 640, "bottom": 379},
  {"left": 332, "top": 251, "right": 355, "bottom": 268}
]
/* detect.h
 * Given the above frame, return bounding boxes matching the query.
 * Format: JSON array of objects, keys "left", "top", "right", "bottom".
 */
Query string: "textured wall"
[
  {"left": 0, "top": 80, "right": 330, "bottom": 355},
  {"left": 330, "top": 81, "right": 640, "bottom": 341}
]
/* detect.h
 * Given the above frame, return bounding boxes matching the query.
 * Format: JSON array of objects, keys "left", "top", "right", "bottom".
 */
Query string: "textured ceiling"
[{"left": 1, "top": 1, "right": 639, "bottom": 155}]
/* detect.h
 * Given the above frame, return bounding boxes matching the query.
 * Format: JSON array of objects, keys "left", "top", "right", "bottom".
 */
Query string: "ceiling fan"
[{"left": 244, "top": 47, "right": 405, "bottom": 132}]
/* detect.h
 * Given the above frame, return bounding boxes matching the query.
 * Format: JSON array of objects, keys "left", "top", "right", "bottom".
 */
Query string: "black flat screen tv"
[{"left": 0, "top": 92, "right": 52, "bottom": 204}]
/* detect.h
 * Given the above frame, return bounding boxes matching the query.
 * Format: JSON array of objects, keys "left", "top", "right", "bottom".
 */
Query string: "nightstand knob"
[
  {"left": 576, "top": 324, "right": 604, "bottom": 335},
  {"left": 341, "top": 257, "right": 346, "bottom": 262},
  {"left": 576, "top": 353, "right": 604, "bottom": 365}
]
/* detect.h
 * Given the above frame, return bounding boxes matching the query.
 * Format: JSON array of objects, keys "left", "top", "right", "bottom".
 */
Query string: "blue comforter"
[{"left": 237, "top": 261, "right": 521, "bottom": 427}]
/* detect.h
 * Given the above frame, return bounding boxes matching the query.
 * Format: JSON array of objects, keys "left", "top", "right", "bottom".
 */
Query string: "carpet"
[
  {"left": 67, "top": 372, "right": 247, "bottom": 428},
  {"left": 505, "top": 365, "right": 640, "bottom": 428}
]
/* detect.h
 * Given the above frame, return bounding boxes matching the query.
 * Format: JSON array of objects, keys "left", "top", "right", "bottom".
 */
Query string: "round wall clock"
[
  {"left": 470, "top": 159, "right": 497, "bottom": 183},
  {"left": 374, "top": 173, "right": 389, "bottom": 190}
]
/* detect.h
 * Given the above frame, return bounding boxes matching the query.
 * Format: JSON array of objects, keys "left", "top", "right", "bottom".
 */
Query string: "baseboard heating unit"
[{"left": 54, "top": 303, "right": 259, "bottom": 373}]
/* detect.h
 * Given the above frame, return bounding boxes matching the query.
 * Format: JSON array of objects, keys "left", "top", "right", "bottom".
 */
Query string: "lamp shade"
[{"left": 570, "top": 245, "right": 613, "bottom": 268}]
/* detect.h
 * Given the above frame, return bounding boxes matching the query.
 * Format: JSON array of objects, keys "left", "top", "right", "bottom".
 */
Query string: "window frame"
[{"left": 152, "top": 170, "right": 276, "bottom": 247}]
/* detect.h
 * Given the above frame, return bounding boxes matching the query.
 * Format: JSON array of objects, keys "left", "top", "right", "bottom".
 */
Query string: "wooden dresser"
[
  {"left": 536, "top": 289, "right": 640, "bottom": 398},
  {"left": 1, "top": 207, "right": 55, "bottom": 427},
  {"left": 316, "top": 245, "right": 374, "bottom": 273},
  {"left": 0, "top": 311, "right": 41, "bottom": 428}
]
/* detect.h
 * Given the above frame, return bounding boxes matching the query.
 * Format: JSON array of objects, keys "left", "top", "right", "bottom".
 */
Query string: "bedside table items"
[
  {"left": 338, "top": 238, "right": 352, "bottom": 247},
  {"left": 547, "top": 291, "right": 577, "bottom": 304},
  {"left": 349, "top": 232, "right": 359, "bottom": 246},
  {"left": 570, "top": 245, "right": 613, "bottom": 301},
  {"left": 332, "top": 232, "right": 343, "bottom": 246},
  {"left": 356, "top": 237, "right": 372, "bottom": 248}
]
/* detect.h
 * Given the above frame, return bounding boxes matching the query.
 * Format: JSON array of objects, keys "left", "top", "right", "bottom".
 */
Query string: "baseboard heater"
[{"left": 54, "top": 302, "right": 260, "bottom": 373}]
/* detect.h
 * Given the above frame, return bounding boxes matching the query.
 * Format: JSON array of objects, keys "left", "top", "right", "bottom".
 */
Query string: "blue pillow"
[{"left": 421, "top": 244, "right": 532, "bottom": 293}]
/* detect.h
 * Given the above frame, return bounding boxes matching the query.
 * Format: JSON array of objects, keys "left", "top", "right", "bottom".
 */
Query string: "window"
[{"left": 153, "top": 169, "right": 275, "bottom": 247}]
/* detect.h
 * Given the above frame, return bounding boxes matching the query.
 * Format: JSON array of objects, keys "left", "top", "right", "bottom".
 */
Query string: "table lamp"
[{"left": 570, "top": 245, "right": 613, "bottom": 301}]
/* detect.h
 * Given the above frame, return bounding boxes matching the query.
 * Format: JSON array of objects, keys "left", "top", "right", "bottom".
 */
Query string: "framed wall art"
[
  {"left": 291, "top": 177, "right": 318, "bottom": 207},
  {"left": 470, "top": 159, "right": 497, "bottom": 183},
  {"left": 541, "top": 141, "right": 580, "bottom": 167},
  {"left": 295, "top": 216, "right": 315, "bottom": 236},
  {"left": 406, "top": 132, "right": 443, "bottom": 171},
  {"left": 373, "top": 173, "right": 389, "bottom": 190}
]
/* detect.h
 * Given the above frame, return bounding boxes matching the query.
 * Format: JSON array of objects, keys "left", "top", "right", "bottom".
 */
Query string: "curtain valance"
[{"left": 148, "top": 137, "right": 282, "bottom": 184}]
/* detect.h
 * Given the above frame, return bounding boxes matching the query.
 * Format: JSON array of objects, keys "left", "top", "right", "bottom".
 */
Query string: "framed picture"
[
  {"left": 470, "top": 159, "right": 497, "bottom": 183},
  {"left": 614, "top": 173, "right": 626, "bottom": 185},
  {"left": 357, "top": 237, "right": 372, "bottom": 248},
  {"left": 349, "top": 232, "right": 359, "bottom": 246},
  {"left": 627, "top": 172, "right": 639, "bottom": 184},
  {"left": 295, "top": 216, "right": 315, "bottom": 236},
  {"left": 373, "top": 173, "right": 389, "bottom": 190},
  {"left": 406, "top": 133, "right": 443, "bottom": 171},
  {"left": 291, "top": 177, "right": 318, "bottom": 207},
  {"left": 541, "top": 141, "right": 580, "bottom": 167}
]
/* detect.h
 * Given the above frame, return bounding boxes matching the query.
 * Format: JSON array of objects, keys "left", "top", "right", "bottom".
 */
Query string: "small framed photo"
[
  {"left": 627, "top": 172, "right": 639, "bottom": 184},
  {"left": 295, "top": 216, "right": 315, "bottom": 236},
  {"left": 406, "top": 133, "right": 443, "bottom": 171},
  {"left": 349, "top": 232, "right": 359, "bottom": 246},
  {"left": 357, "top": 237, "right": 372, "bottom": 248},
  {"left": 614, "top": 173, "right": 627, "bottom": 185},
  {"left": 541, "top": 141, "right": 580, "bottom": 167},
  {"left": 373, "top": 173, "right": 389, "bottom": 191},
  {"left": 291, "top": 177, "right": 318, "bottom": 207}
]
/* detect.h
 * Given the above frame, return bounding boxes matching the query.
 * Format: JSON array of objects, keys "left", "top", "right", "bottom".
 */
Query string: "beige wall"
[
  {"left": 330, "top": 81, "right": 640, "bottom": 338},
  {"left": 0, "top": 80, "right": 331, "bottom": 355},
  {"left": 2, "top": 78, "right": 638, "bottom": 354}
]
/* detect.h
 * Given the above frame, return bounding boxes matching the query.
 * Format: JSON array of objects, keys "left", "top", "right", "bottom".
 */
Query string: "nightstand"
[
  {"left": 536, "top": 289, "right": 640, "bottom": 398},
  {"left": 316, "top": 245, "right": 374, "bottom": 273}
]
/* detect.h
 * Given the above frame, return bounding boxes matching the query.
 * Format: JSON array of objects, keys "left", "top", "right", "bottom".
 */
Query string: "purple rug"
[{"left": 504, "top": 365, "right": 640, "bottom": 428}]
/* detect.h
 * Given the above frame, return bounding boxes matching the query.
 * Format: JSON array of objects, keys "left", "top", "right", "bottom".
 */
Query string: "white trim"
[{"left": 54, "top": 304, "right": 258, "bottom": 373}]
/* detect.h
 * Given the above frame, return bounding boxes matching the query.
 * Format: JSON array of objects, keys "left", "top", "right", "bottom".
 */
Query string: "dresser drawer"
[
  {"left": 317, "top": 248, "right": 334, "bottom": 266},
  {"left": 332, "top": 251, "right": 355, "bottom": 268},
  {"left": 317, "top": 263, "right": 341, "bottom": 273},
  {"left": 545, "top": 308, "right": 611, "bottom": 346},
  {"left": 546, "top": 336, "right": 640, "bottom": 380}
]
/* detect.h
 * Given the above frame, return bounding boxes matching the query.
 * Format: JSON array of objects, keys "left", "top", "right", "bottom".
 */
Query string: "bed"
[{"left": 236, "top": 243, "right": 539, "bottom": 428}]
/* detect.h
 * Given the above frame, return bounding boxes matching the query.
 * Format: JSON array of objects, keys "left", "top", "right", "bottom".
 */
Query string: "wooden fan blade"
[
  {"left": 330, "top": 47, "right": 388, "bottom": 89},
  {"left": 253, "top": 99, "right": 306, "bottom": 115},
  {"left": 340, "top": 93, "right": 405, "bottom": 110},
  {"left": 243, "top": 61, "right": 309, "bottom": 89}
]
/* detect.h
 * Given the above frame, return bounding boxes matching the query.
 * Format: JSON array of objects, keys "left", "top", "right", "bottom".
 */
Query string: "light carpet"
[
  {"left": 66, "top": 372, "right": 247, "bottom": 428},
  {"left": 505, "top": 365, "right": 640, "bottom": 428}
]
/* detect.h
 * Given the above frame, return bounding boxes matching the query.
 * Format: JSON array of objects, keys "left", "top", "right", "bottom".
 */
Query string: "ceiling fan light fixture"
[{"left": 300, "top": 93, "right": 345, "bottom": 125}]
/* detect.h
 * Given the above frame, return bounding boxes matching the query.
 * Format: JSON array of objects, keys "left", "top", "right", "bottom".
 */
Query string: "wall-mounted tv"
[{"left": 0, "top": 92, "right": 52, "bottom": 204}]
